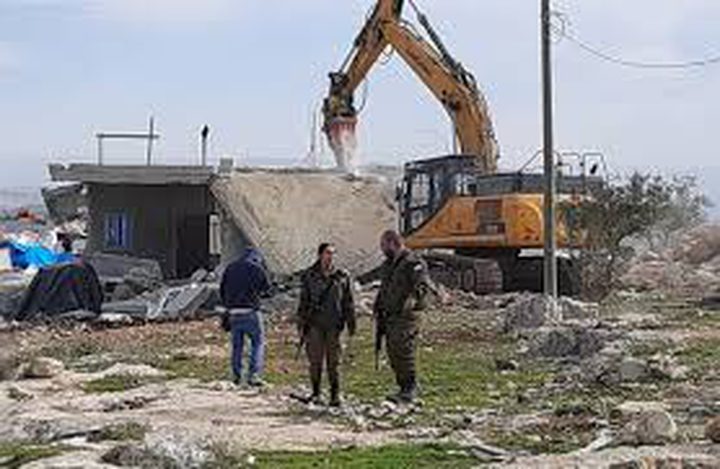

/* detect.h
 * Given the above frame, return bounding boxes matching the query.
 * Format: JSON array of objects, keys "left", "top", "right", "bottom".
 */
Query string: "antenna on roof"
[{"left": 95, "top": 116, "right": 160, "bottom": 166}]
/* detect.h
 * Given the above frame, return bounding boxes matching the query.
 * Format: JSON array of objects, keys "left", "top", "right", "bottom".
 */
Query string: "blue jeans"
[{"left": 230, "top": 311, "right": 264, "bottom": 381}]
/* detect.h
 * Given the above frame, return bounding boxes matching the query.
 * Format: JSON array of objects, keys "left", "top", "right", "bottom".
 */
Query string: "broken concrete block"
[
  {"left": 149, "top": 284, "right": 211, "bottom": 321},
  {"left": 101, "top": 298, "right": 151, "bottom": 318},
  {"left": 85, "top": 252, "right": 163, "bottom": 284},
  {"left": 41, "top": 183, "right": 87, "bottom": 225},
  {"left": 55, "top": 310, "right": 99, "bottom": 322},
  {"left": 190, "top": 268, "right": 209, "bottom": 283}
]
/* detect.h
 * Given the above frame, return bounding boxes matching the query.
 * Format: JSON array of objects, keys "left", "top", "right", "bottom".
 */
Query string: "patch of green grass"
[
  {"left": 88, "top": 422, "right": 148, "bottom": 443},
  {"left": 37, "top": 340, "right": 107, "bottom": 366},
  {"left": 158, "top": 354, "right": 230, "bottom": 382},
  {"left": 262, "top": 316, "right": 550, "bottom": 413},
  {"left": 0, "top": 442, "right": 66, "bottom": 468},
  {"left": 542, "top": 381, "right": 664, "bottom": 420},
  {"left": 82, "top": 374, "right": 165, "bottom": 393},
  {"left": 627, "top": 340, "right": 671, "bottom": 358},
  {"left": 334, "top": 320, "right": 549, "bottom": 411},
  {"left": 253, "top": 444, "right": 478, "bottom": 469},
  {"left": 675, "top": 338, "right": 720, "bottom": 379},
  {"left": 486, "top": 427, "right": 585, "bottom": 455}
]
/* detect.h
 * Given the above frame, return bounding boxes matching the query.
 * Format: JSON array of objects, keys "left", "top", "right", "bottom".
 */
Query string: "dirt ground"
[{"left": 1, "top": 290, "right": 719, "bottom": 467}]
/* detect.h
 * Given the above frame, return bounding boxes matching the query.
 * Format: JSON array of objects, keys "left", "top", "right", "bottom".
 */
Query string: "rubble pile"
[{"left": 622, "top": 223, "right": 720, "bottom": 295}]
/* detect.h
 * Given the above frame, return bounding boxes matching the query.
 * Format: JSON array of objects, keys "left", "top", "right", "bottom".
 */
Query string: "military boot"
[
  {"left": 329, "top": 381, "right": 341, "bottom": 407},
  {"left": 306, "top": 379, "right": 322, "bottom": 404},
  {"left": 397, "top": 379, "right": 418, "bottom": 403}
]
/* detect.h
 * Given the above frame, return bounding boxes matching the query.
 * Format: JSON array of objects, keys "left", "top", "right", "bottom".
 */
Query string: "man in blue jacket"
[{"left": 220, "top": 247, "right": 271, "bottom": 387}]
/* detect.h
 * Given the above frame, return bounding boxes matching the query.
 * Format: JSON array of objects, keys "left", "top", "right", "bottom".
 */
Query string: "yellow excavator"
[{"left": 323, "top": 0, "right": 601, "bottom": 294}]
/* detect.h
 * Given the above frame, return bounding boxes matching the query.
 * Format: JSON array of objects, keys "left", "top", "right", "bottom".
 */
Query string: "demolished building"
[
  {"left": 48, "top": 162, "right": 399, "bottom": 280},
  {"left": 49, "top": 164, "right": 216, "bottom": 279},
  {"left": 211, "top": 168, "right": 398, "bottom": 276}
]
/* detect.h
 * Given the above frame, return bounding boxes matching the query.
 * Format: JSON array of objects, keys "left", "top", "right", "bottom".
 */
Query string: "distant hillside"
[{"left": 0, "top": 187, "right": 43, "bottom": 211}]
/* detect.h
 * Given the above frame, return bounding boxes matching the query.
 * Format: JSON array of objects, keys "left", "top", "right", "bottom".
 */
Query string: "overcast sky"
[{"left": 1, "top": 0, "right": 719, "bottom": 204}]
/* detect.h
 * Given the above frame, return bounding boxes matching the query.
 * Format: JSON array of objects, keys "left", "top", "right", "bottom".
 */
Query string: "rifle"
[
  {"left": 374, "top": 312, "right": 386, "bottom": 371},
  {"left": 295, "top": 325, "right": 308, "bottom": 361}
]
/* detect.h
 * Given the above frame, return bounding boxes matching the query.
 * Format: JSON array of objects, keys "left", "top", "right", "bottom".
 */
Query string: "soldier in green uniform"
[
  {"left": 374, "top": 230, "right": 430, "bottom": 403},
  {"left": 297, "top": 243, "right": 356, "bottom": 407}
]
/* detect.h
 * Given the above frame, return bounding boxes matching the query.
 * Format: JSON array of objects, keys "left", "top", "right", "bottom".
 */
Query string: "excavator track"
[
  {"left": 423, "top": 253, "right": 504, "bottom": 295},
  {"left": 423, "top": 252, "right": 580, "bottom": 296},
  {"left": 502, "top": 256, "right": 581, "bottom": 297}
]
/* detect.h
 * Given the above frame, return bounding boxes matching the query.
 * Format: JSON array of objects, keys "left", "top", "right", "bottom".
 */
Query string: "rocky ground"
[{"left": 0, "top": 287, "right": 719, "bottom": 468}]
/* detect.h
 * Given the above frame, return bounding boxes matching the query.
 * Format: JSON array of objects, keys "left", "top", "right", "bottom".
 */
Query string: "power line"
[{"left": 552, "top": 11, "right": 720, "bottom": 70}]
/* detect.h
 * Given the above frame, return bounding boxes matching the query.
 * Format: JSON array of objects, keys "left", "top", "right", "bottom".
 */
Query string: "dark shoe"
[
  {"left": 397, "top": 388, "right": 416, "bottom": 403},
  {"left": 309, "top": 393, "right": 324, "bottom": 406},
  {"left": 233, "top": 376, "right": 242, "bottom": 386},
  {"left": 387, "top": 384, "right": 417, "bottom": 404},
  {"left": 329, "top": 382, "right": 340, "bottom": 407},
  {"left": 398, "top": 381, "right": 418, "bottom": 403}
]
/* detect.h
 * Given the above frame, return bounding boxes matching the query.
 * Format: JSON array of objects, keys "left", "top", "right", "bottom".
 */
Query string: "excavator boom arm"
[{"left": 323, "top": 0, "right": 498, "bottom": 173}]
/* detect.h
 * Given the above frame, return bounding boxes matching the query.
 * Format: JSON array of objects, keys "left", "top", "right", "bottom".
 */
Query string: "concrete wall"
[
  {"left": 86, "top": 184, "right": 213, "bottom": 278},
  {"left": 219, "top": 206, "right": 251, "bottom": 271},
  {"left": 211, "top": 171, "right": 398, "bottom": 277}
]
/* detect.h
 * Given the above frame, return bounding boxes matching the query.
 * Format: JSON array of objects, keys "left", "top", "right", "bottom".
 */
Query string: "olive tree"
[{"left": 565, "top": 173, "right": 710, "bottom": 300}]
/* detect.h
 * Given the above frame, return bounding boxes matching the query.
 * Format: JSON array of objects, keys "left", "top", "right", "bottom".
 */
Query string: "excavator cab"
[
  {"left": 399, "top": 154, "right": 604, "bottom": 245},
  {"left": 399, "top": 155, "right": 477, "bottom": 235},
  {"left": 398, "top": 154, "right": 604, "bottom": 295}
]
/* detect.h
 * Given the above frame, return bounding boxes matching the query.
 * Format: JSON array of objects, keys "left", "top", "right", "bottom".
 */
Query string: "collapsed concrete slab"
[
  {"left": 41, "top": 183, "right": 87, "bottom": 225},
  {"left": 212, "top": 169, "right": 398, "bottom": 276}
]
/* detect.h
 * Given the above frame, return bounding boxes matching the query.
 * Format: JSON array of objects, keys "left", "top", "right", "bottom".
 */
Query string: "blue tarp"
[{"left": 0, "top": 241, "right": 75, "bottom": 270}]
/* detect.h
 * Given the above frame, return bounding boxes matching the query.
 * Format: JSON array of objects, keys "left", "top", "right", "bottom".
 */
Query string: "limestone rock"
[
  {"left": 0, "top": 350, "right": 17, "bottom": 381},
  {"left": 20, "top": 356, "right": 65, "bottom": 379},
  {"left": 529, "top": 326, "right": 604, "bottom": 358},
  {"left": 618, "top": 358, "right": 650, "bottom": 383},
  {"left": 558, "top": 297, "right": 599, "bottom": 320},
  {"left": 503, "top": 295, "right": 560, "bottom": 332},
  {"left": 101, "top": 444, "right": 173, "bottom": 468},
  {"left": 706, "top": 416, "right": 720, "bottom": 443},
  {"left": 620, "top": 409, "right": 678, "bottom": 446}
]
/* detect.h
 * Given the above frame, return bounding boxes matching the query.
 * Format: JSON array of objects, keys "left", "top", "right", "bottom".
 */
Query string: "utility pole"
[{"left": 541, "top": 0, "right": 558, "bottom": 299}]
